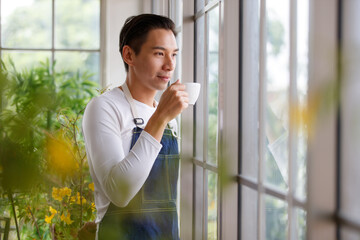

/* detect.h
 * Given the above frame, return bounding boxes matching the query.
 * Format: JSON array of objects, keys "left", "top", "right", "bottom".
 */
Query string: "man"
[{"left": 82, "top": 14, "right": 188, "bottom": 239}]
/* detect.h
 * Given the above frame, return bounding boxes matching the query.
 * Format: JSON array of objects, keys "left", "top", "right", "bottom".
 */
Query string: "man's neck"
[{"left": 125, "top": 76, "right": 157, "bottom": 108}]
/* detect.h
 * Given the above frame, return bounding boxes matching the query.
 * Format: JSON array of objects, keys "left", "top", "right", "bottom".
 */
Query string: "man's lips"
[{"left": 157, "top": 75, "right": 171, "bottom": 81}]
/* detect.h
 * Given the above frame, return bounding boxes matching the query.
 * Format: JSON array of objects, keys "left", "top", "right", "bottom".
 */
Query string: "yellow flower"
[
  {"left": 91, "top": 202, "right": 96, "bottom": 212},
  {"left": 45, "top": 206, "right": 58, "bottom": 224},
  {"left": 88, "top": 182, "right": 94, "bottom": 191},
  {"left": 46, "top": 133, "right": 78, "bottom": 177},
  {"left": 70, "top": 192, "right": 86, "bottom": 205},
  {"left": 60, "top": 187, "right": 72, "bottom": 198},
  {"left": 60, "top": 211, "right": 74, "bottom": 225},
  {"left": 45, "top": 214, "right": 55, "bottom": 224},
  {"left": 52, "top": 187, "right": 72, "bottom": 202},
  {"left": 77, "top": 192, "right": 86, "bottom": 204},
  {"left": 78, "top": 197, "right": 86, "bottom": 205},
  {"left": 49, "top": 206, "right": 58, "bottom": 215},
  {"left": 52, "top": 187, "right": 62, "bottom": 201}
]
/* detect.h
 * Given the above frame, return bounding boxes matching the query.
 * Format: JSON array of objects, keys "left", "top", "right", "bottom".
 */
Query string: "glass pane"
[
  {"left": 2, "top": 51, "right": 52, "bottom": 73},
  {"left": 1, "top": 0, "right": 52, "bottom": 48},
  {"left": 55, "top": 0, "right": 100, "bottom": 49},
  {"left": 207, "top": 6, "right": 219, "bottom": 166},
  {"left": 241, "top": 186, "right": 258, "bottom": 240},
  {"left": 265, "top": 0, "right": 290, "bottom": 191},
  {"left": 194, "top": 165, "right": 204, "bottom": 240},
  {"left": 341, "top": 225, "right": 360, "bottom": 240},
  {"left": 196, "top": 0, "right": 205, "bottom": 12},
  {"left": 296, "top": 0, "right": 309, "bottom": 200},
  {"left": 54, "top": 51, "right": 100, "bottom": 83},
  {"left": 296, "top": 208, "right": 306, "bottom": 240},
  {"left": 265, "top": 195, "right": 288, "bottom": 240},
  {"left": 195, "top": 16, "right": 205, "bottom": 161},
  {"left": 207, "top": 0, "right": 217, "bottom": 4},
  {"left": 174, "top": 0, "right": 182, "bottom": 28},
  {"left": 207, "top": 170, "right": 218, "bottom": 240}
]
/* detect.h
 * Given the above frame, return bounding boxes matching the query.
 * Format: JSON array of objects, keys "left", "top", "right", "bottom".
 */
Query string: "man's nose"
[{"left": 163, "top": 55, "right": 175, "bottom": 71}]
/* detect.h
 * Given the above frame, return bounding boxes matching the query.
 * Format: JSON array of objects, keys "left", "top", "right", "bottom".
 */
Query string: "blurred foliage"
[
  {"left": 265, "top": 196, "right": 288, "bottom": 240},
  {"left": 267, "top": 16, "right": 285, "bottom": 56},
  {"left": 0, "top": 59, "right": 99, "bottom": 239}
]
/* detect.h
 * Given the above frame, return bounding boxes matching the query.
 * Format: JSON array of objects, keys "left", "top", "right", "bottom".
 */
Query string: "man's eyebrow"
[{"left": 152, "top": 46, "right": 179, "bottom": 52}]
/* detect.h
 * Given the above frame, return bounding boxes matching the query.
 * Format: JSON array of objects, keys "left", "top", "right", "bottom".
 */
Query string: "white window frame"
[
  {"left": 180, "top": 0, "right": 195, "bottom": 238},
  {"left": 306, "top": 0, "right": 338, "bottom": 238},
  {"left": 169, "top": 0, "right": 360, "bottom": 239},
  {"left": 219, "top": 0, "right": 240, "bottom": 238},
  {"left": 340, "top": 0, "right": 360, "bottom": 238},
  {"left": 181, "top": 0, "right": 239, "bottom": 239},
  {"left": 308, "top": 0, "right": 360, "bottom": 239},
  {"left": 240, "top": 0, "right": 308, "bottom": 238}
]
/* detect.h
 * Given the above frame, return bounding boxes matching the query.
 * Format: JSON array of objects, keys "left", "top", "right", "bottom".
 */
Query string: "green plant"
[{"left": 0, "top": 59, "right": 99, "bottom": 239}]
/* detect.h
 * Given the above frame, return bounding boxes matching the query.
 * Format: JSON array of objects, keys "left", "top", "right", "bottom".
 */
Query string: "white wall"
[{"left": 104, "top": 0, "right": 151, "bottom": 89}]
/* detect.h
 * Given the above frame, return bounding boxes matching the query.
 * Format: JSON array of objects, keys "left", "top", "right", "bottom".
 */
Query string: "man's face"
[{"left": 131, "top": 28, "right": 178, "bottom": 91}]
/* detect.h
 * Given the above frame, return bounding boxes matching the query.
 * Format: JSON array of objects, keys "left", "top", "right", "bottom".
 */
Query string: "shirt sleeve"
[{"left": 82, "top": 97, "right": 162, "bottom": 207}]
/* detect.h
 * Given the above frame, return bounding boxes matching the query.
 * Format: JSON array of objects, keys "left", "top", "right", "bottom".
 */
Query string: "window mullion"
[
  {"left": 51, "top": 0, "right": 55, "bottom": 69},
  {"left": 204, "top": 169, "right": 208, "bottom": 240},
  {"left": 100, "top": 0, "right": 106, "bottom": 88},
  {"left": 203, "top": 9, "right": 209, "bottom": 240},
  {"left": 258, "top": 0, "right": 267, "bottom": 239},
  {"left": 217, "top": 2, "right": 223, "bottom": 238},
  {"left": 288, "top": 0, "right": 299, "bottom": 239}
]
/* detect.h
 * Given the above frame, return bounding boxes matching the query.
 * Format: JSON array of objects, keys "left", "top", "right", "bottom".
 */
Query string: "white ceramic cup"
[{"left": 184, "top": 82, "right": 201, "bottom": 105}]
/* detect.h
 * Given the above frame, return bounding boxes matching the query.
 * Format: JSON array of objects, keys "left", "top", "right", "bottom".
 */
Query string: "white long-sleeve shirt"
[{"left": 82, "top": 87, "right": 177, "bottom": 223}]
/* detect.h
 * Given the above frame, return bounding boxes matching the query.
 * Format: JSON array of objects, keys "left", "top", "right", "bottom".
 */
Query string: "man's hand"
[
  {"left": 156, "top": 79, "right": 189, "bottom": 122},
  {"left": 144, "top": 80, "right": 188, "bottom": 142}
]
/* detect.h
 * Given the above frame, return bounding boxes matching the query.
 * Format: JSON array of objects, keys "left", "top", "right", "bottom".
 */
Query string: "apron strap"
[
  {"left": 121, "top": 83, "right": 145, "bottom": 126},
  {"left": 121, "top": 83, "right": 178, "bottom": 138}
]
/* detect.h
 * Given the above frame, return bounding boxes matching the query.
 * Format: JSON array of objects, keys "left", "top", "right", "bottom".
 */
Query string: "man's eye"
[
  {"left": 156, "top": 52, "right": 164, "bottom": 56},
  {"left": 172, "top": 53, "right": 178, "bottom": 57}
]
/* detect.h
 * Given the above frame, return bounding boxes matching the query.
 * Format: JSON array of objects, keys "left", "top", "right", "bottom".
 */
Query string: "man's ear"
[{"left": 122, "top": 45, "right": 135, "bottom": 67}]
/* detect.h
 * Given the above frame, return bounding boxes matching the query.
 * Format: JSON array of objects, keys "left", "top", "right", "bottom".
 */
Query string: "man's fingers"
[
  {"left": 182, "top": 96, "right": 189, "bottom": 104},
  {"left": 169, "top": 79, "right": 186, "bottom": 91},
  {"left": 172, "top": 79, "right": 180, "bottom": 85},
  {"left": 175, "top": 90, "right": 188, "bottom": 97}
]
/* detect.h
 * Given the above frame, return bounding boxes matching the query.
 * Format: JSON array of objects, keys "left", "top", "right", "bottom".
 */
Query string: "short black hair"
[{"left": 119, "top": 14, "right": 177, "bottom": 72}]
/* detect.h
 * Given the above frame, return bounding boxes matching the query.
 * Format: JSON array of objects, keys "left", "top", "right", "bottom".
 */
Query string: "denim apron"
[{"left": 98, "top": 83, "right": 180, "bottom": 240}]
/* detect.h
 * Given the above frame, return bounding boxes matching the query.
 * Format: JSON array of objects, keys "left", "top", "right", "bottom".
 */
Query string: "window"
[
  {"left": 180, "top": 0, "right": 360, "bottom": 239},
  {"left": 0, "top": 0, "right": 101, "bottom": 84},
  {"left": 181, "top": 0, "right": 239, "bottom": 239},
  {"left": 193, "top": 0, "right": 221, "bottom": 239},
  {"left": 240, "top": 0, "right": 309, "bottom": 239}
]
